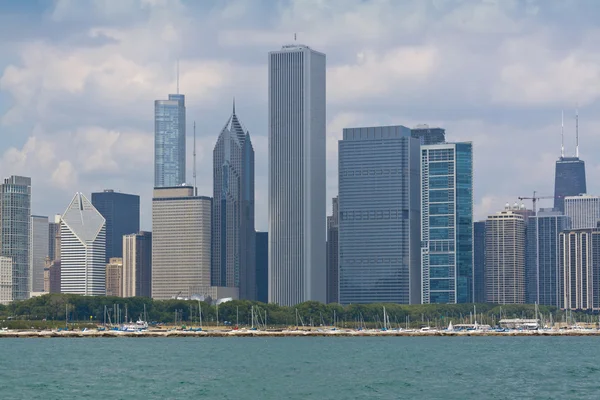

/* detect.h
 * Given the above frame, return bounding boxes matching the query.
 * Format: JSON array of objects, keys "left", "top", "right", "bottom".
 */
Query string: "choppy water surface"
[{"left": 1, "top": 337, "right": 599, "bottom": 399}]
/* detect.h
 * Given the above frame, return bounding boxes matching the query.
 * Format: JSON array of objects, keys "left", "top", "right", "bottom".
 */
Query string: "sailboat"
[{"left": 447, "top": 321, "right": 454, "bottom": 332}]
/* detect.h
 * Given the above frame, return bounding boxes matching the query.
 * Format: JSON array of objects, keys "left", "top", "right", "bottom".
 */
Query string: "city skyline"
[{"left": 2, "top": 1, "right": 600, "bottom": 233}]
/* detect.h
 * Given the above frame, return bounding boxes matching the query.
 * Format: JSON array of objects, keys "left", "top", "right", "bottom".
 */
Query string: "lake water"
[{"left": 0, "top": 337, "right": 598, "bottom": 399}]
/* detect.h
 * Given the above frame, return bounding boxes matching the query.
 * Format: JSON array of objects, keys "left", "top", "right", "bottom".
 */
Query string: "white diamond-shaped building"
[{"left": 60, "top": 193, "right": 106, "bottom": 296}]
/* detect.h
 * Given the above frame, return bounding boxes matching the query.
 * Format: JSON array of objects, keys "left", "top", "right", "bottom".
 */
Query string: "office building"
[
  {"left": 45, "top": 261, "right": 61, "bottom": 293},
  {"left": 155, "top": 93, "right": 186, "bottom": 187},
  {"left": 268, "top": 44, "right": 326, "bottom": 305},
  {"left": 411, "top": 125, "right": 446, "bottom": 145},
  {"left": 151, "top": 186, "right": 211, "bottom": 300},
  {"left": 564, "top": 194, "right": 600, "bottom": 230},
  {"left": 0, "top": 256, "right": 12, "bottom": 304},
  {"left": 212, "top": 103, "right": 256, "bottom": 300},
  {"left": 92, "top": 190, "right": 140, "bottom": 262},
  {"left": 421, "top": 142, "right": 473, "bottom": 304},
  {"left": 485, "top": 206, "right": 526, "bottom": 304},
  {"left": 554, "top": 158, "right": 586, "bottom": 213},
  {"left": 0, "top": 176, "right": 31, "bottom": 300},
  {"left": 30, "top": 215, "right": 49, "bottom": 293},
  {"left": 526, "top": 209, "right": 569, "bottom": 306},
  {"left": 338, "top": 126, "right": 421, "bottom": 304},
  {"left": 105, "top": 257, "right": 123, "bottom": 297},
  {"left": 473, "top": 221, "right": 486, "bottom": 303},
  {"left": 48, "top": 215, "right": 61, "bottom": 262},
  {"left": 255, "top": 231, "right": 268, "bottom": 303},
  {"left": 559, "top": 228, "right": 600, "bottom": 310},
  {"left": 326, "top": 197, "right": 339, "bottom": 304},
  {"left": 122, "top": 231, "right": 152, "bottom": 297},
  {"left": 60, "top": 193, "right": 106, "bottom": 296}
]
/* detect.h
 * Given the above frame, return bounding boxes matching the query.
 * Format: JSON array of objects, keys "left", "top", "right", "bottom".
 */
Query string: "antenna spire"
[
  {"left": 233, "top": 97, "right": 236, "bottom": 114},
  {"left": 575, "top": 107, "right": 579, "bottom": 158},
  {"left": 193, "top": 121, "right": 197, "bottom": 196},
  {"left": 176, "top": 59, "right": 180, "bottom": 95},
  {"left": 561, "top": 110, "right": 564, "bottom": 158},
  {"left": 294, "top": 33, "right": 297, "bottom": 41}
]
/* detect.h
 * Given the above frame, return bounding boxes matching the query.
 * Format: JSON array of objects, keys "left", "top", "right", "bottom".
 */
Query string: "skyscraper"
[
  {"left": 411, "top": 125, "right": 446, "bottom": 145},
  {"left": 473, "top": 221, "right": 486, "bottom": 303},
  {"left": 268, "top": 44, "right": 326, "bottom": 306},
  {"left": 485, "top": 207, "right": 526, "bottom": 304},
  {"left": 122, "top": 231, "right": 152, "bottom": 298},
  {"left": 212, "top": 103, "right": 256, "bottom": 300},
  {"left": 48, "top": 215, "right": 61, "bottom": 263},
  {"left": 421, "top": 142, "right": 473, "bottom": 304},
  {"left": 564, "top": 194, "right": 600, "bottom": 229},
  {"left": 0, "top": 257, "right": 12, "bottom": 304},
  {"left": 30, "top": 215, "right": 49, "bottom": 293},
  {"left": 526, "top": 209, "right": 569, "bottom": 306},
  {"left": 338, "top": 126, "right": 421, "bottom": 304},
  {"left": 554, "top": 111, "right": 586, "bottom": 213},
  {"left": 326, "top": 197, "right": 339, "bottom": 304},
  {"left": 155, "top": 93, "right": 186, "bottom": 187},
  {"left": 0, "top": 176, "right": 31, "bottom": 300},
  {"left": 60, "top": 193, "right": 106, "bottom": 296},
  {"left": 151, "top": 186, "right": 211, "bottom": 300},
  {"left": 92, "top": 190, "right": 140, "bottom": 262},
  {"left": 255, "top": 231, "right": 268, "bottom": 303},
  {"left": 105, "top": 257, "right": 123, "bottom": 297}
]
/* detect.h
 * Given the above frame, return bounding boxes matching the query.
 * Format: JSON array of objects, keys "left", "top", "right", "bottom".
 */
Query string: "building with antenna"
[
  {"left": 211, "top": 101, "right": 256, "bottom": 300},
  {"left": 154, "top": 86, "right": 186, "bottom": 188},
  {"left": 554, "top": 110, "right": 586, "bottom": 213}
]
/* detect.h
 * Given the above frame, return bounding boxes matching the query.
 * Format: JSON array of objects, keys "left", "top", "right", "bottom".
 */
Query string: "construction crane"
[{"left": 518, "top": 191, "right": 556, "bottom": 216}]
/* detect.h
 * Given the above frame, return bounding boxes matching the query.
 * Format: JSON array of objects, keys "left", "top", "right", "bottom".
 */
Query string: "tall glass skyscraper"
[
  {"left": 421, "top": 142, "right": 473, "bottom": 304},
  {"left": 268, "top": 44, "right": 326, "bottom": 306},
  {"left": 554, "top": 157, "right": 586, "bottom": 213},
  {"left": 338, "top": 126, "right": 421, "bottom": 304},
  {"left": 92, "top": 190, "right": 140, "bottom": 262},
  {"left": 155, "top": 94, "right": 186, "bottom": 187},
  {"left": 473, "top": 221, "right": 486, "bottom": 303},
  {"left": 255, "top": 231, "right": 268, "bottom": 304},
  {"left": 525, "top": 209, "right": 569, "bottom": 306},
  {"left": 0, "top": 176, "right": 31, "bottom": 300},
  {"left": 212, "top": 103, "right": 256, "bottom": 300}
]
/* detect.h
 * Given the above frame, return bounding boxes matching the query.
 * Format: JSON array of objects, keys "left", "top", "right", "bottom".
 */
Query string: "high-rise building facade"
[
  {"left": 485, "top": 207, "right": 526, "bottom": 304},
  {"left": 0, "top": 176, "right": 31, "bottom": 300},
  {"left": 151, "top": 186, "right": 211, "bottom": 300},
  {"left": 255, "top": 231, "right": 268, "bottom": 303},
  {"left": 268, "top": 44, "right": 326, "bottom": 306},
  {"left": 212, "top": 104, "right": 256, "bottom": 300},
  {"left": 558, "top": 228, "right": 600, "bottom": 310},
  {"left": 30, "top": 215, "right": 49, "bottom": 293},
  {"left": 105, "top": 257, "right": 123, "bottom": 297},
  {"left": 554, "top": 157, "right": 586, "bottom": 213},
  {"left": 122, "top": 231, "right": 152, "bottom": 297},
  {"left": 155, "top": 94, "right": 186, "bottom": 187},
  {"left": 525, "top": 209, "right": 569, "bottom": 306},
  {"left": 473, "top": 221, "right": 486, "bottom": 303},
  {"left": 92, "top": 190, "right": 140, "bottom": 262},
  {"left": 0, "top": 256, "right": 12, "bottom": 304},
  {"left": 411, "top": 125, "right": 446, "bottom": 145},
  {"left": 48, "top": 215, "right": 61, "bottom": 263},
  {"left": 60, "top": 193, "right": 106, "bottom": 296},
  {"left": 564, "top": 194, "right": 600, "bottom": 230},
  {"left": 326, "top": 197, "right": 339, "bottom": 304},
  {"left": 421, "top": 142, "right": 473, "bottom": 304},
  {"left": 338, "top": 126, "right": 421, "bottom": 304}
]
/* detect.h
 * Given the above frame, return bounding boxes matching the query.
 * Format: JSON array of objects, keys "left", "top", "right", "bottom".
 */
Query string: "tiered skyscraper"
[
  {"left": 212, "top": 103, "right": 256, "bottom": 300},
  {"left": 338, "top": 126, "right": 421, "bottom": 304},
  {"left": 0, "top": 176, "right": 31, "bottom": 300},
  {"left": 420, "top": 142, "right": 473, "bottom": 304},
  {"left": 60, "top": 193, "right": 106, "bottom": 296},
  {"left": 155, "top": 93, "right": 186, "bottom": 187},
  {"left": 268, "top": 44, "right": 326, "bottom": 306}
]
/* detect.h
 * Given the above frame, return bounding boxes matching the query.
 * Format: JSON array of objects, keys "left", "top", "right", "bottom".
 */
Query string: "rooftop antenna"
[
  {"left": 575, "top": 106, "right": 579, "bottom": 158},
  {"left": 561, "top": 110, "right": 564, "bottom": 158},
  {"left": 176, "top": 59, "right": 180, "bottom": 95},
  {"left": 193, "top": 121, "right": 197, "bottom": 196},
  {"left": 294, "top": 33, "right": 297, "bottom": 41},
  {"left": 233, "top": 97, "right": 236, "bottom": 115}
]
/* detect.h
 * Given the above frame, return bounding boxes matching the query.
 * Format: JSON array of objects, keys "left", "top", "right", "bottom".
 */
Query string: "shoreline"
[{"left": 1, "top": 329, "right": 600, "bottom": 338}]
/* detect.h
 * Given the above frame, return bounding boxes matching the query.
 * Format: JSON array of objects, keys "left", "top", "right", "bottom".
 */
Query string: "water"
[{"left": 1, "top": 337, "right": 598, "bottom": 399}]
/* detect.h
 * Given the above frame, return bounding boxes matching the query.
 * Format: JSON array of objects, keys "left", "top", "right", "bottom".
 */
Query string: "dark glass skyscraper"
[
  {"left": 255, "top": 231, "right": 268, "bottom": 303},
  {"left": 91, "top": 190, "right": 140, "bottom": 262},
  {"left": 473, "top": 221, "right": 486, "bottom": 303},
  {"left": 554, "top": 156, "right": 586, "bottom": 213},
  {"left": 212, "top": 103, "right": 255, "bottom": 300}
]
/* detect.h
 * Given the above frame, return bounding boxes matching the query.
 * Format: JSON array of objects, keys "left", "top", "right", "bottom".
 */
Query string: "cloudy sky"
[{"left": 1, "top": 0, "right": 600, "bottom": 231}]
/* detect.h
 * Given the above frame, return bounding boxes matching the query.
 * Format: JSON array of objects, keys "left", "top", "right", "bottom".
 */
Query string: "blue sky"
[{"left": 1, "top": 0, "right": 600, "bottom": 230}]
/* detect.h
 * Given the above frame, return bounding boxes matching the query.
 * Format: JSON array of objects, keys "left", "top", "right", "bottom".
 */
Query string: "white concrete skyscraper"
[
  {"left": 268, "top": 44, "right": 326, "bottom": 306},
  {"left": 60, "top": 193, "right": 106, "bottom": 296}
]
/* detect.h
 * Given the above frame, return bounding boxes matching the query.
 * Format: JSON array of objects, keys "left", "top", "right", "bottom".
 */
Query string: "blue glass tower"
[
  {"left": 91, "top": 190, "right": 140, "bottom": 262},
  {"left": 155, "top": 94, "right": 186, "bottom": 187},
  {"left": 338, "top": 126, "right": 421, "bottom": 304},
  {"left": 473, "top": 220, "right": 486, "bottom": 303},
  {"left": 421, "top": 142, "right": 473, "bottom": 304}
]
